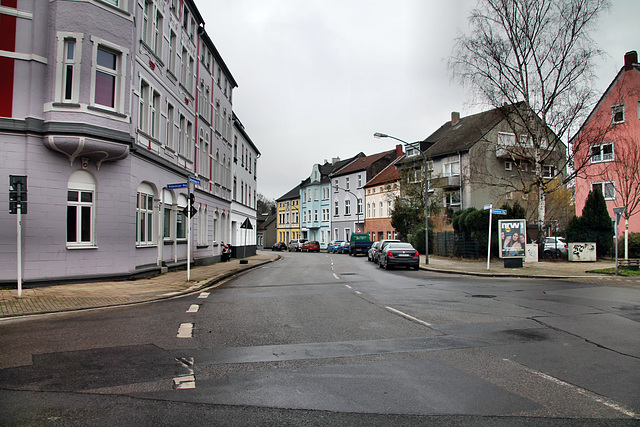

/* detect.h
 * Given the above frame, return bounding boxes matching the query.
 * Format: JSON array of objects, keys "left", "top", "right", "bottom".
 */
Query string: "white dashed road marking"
[
  {"left": 385, "top": 306, "right": 432, "bottom": 327},
  {"left": 186, "top": 304, "right": 199, "bottom": 313},
  {"left": 344, "top": 284, "right": 352, "bottom": 289},
  {"left": 198, "top": 292, "right": 210, "bottom": 299},
  {"left": 177, "top": 323, "right": 193, "bottom": 338},
  {"left": 504, "top": 359, "right": 639, "bottom": 418},
  {"left": 173, "top": 357, "right": 195, "bottom": 389}
]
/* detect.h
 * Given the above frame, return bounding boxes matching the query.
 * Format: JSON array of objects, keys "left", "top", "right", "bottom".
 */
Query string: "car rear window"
[{"left": 387, "top": 243, "right": 414, "bottom": 250}]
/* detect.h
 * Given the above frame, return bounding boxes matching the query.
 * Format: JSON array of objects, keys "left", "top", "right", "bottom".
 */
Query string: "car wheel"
[
  {"left": 384, "top": 261, "right": 390, "bottom": 270},
  {"left": 413, "top": 265, "right": 419, "bottom": 271}
]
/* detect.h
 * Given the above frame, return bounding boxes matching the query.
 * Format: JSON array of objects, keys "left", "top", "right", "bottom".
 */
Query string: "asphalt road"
[{"left": 0, "top": 251, "right": 639, "bottom": 426}]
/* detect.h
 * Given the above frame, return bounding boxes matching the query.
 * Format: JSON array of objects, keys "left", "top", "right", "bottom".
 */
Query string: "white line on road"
[
  {"left": 173, "top": 357, "right": 195, "bottom": 389},
  {"left": 333, "top": 273, "right": 340, "bottom": 280},
  {"left": 355, "top": 291, "right": 362, "bottom": 295},
  {"left": 198, "top": 292, "right": 210, "bottom": 299},
  {"left": 344, "top": 284, "right": 352, "bottom": 289},
  {"left": 385, "top": 306, "right": 432, "bottom": 327},
  {"left": 504, "top": 359, "right": 639, "bottom": 418},
  {"left": 177, "top": 323, "right": 193, "bottom": 338},
  {"left": 186, "top": 304, "right": 199, "bottom": 313}
]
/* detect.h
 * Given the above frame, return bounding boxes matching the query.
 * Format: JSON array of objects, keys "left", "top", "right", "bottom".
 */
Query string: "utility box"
[
  {"left": 568, "top": 243, "right": 596, "bottom": 261},
  {"left": 525, "top": 244, "right": 538, "bottom": 263}
]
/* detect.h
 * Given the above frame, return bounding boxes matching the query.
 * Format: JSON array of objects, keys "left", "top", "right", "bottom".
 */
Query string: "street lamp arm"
[
  {"left": 373, "top": 132, "right": 408, "bottom": 144},
  {"left": 374, "top": 131, "right": 430, "bottom": 264}
]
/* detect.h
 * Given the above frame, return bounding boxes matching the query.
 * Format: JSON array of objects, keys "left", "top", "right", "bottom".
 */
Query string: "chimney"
[
  {"left": 396, "top": 144, "right": 403, "bottom": 157},
  {"left": 624, "top": 51, "right": 637, "bottom": 71},
  {"left": 451, "top": 111, "right": 460, "bottom": 126},
  {"left": 332, "top": 157, "right": 340, "bottom": 164}
]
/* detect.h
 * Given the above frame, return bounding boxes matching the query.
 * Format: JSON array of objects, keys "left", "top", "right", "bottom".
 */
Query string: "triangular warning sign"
[{"left": 240, "top": 218, "right": 253, "bottom": 230}]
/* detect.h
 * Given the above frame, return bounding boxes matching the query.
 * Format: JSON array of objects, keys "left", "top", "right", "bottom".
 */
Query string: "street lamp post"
[
  {"left": 336, "top": 186, "right": 363, "bottom": 234},
  {"left": 374, "top": 132, "right": 429, "bottom": 264}
]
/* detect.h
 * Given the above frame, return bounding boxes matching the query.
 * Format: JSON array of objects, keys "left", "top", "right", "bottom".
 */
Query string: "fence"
[{"left": 433, "top": 231, "right": 482, "bottom": 259}]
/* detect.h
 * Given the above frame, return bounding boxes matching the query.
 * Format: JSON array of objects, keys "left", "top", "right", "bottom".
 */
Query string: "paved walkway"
[{"left": 1, "top": 252, "right": 637, "bottom": 319}]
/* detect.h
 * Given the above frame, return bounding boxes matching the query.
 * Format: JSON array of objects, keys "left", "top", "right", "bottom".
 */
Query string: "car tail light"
[
  {"left": 387, "top": 251, "right": 394, "bottom": 257},
  {"left": 414, "top": 251, "right": 420, "bottom": 258}
]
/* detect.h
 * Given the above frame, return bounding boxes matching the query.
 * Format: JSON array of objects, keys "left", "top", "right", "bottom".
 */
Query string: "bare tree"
[{"left": 450, "top": 0, "right": 610, "bottom": 229}]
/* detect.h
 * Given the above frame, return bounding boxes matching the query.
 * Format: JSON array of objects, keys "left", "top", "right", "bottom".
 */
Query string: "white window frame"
[
  {"left": 55, "top": 32, "right": 84, "bottom": 104},
  {"left": 136, "top": 183, "right": 156, "bottom": 247},
  {"left": 166, "top": 103, "right": 175, "bottom": 149},
  {"left": 612, "top": 103, "right": 625, "bottom": 124},
  {"left": 176, "top": 194, "right": 187, "bottom": 240},
  {"left": 542, "top": 165, "right": 555, "bottom": 179},
  {"left": 162, "top": 189, "right": 174, "bottom": 241},
  {"left": 197, "top": 205, "right": 208, "bottom": 246},
  {"left": 345, "top": 199, "right": 351, "bottom": 216},
  {"left": 591, "top": 181, "right": 616, "bottom": 201},
  {"left": 590, "top": 142, "right": 614, "bottom": 164},
  {"left": 443, "top": 160, "right": 460, "bottom": 177},
  {"left": 153, "top": 9, "right": 163, "bottom": 57},
  {"left": 90, "top": 36, "right": 128, "bottom": 114},
  {"left": 67, "top": 171, "right": 96, "bottom": 248}
]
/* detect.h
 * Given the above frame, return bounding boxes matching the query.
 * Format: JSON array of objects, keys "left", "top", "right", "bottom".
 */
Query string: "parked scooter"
[{"left": 221, "top": 242, "right": 231, "bottom": 262}]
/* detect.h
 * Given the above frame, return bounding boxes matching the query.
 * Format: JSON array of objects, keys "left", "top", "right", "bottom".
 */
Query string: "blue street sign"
[
  {"left": 492, "top": 209, "right": 507, "bottom": 215},
  {"left": 167, "top": 183, "right": 188, "bottom": 189},
  {"left": 189, "top": 177, "right": 201, "bottom": 185}
]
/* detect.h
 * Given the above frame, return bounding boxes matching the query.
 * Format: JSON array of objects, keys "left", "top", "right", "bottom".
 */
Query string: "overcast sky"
[{"left": 199, "top": 0, "right": 640, "bottom": 201}]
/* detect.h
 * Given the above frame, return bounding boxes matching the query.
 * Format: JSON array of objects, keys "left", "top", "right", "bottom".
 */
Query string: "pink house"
[{"left": 574, "top": 51, "right": 640, "bottom": 234}]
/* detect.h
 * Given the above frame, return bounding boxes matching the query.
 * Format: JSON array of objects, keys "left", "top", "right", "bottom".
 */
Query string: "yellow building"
[{"left": 276, "top": 185, "right": 301, "bottom": 246}]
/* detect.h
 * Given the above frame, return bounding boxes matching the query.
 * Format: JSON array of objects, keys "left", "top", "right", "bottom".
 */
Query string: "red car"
[{"left": 302, "top": 241, "right": 320, "bottom": 252}]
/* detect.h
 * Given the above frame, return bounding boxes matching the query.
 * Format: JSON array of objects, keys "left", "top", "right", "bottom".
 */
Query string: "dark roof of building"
[
  {"left": 331, "top": 149, "right": 397, "bottom": 177},
  {"left": 276, "top": 184, "right": 301, "bottom": 202},
  {"left": 300, "top": 155, "right": 360, "bottom": 188},
  {"left": 363, "top": 156, "right": 403, "bottom": 188},
  {"left": 423, "top": 105, "right": 520, "bottom": 158}
]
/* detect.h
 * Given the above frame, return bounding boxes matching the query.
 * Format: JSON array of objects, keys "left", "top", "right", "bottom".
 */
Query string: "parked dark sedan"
[
  {"left": 378, "top": 242, "right": 420, "bottom": 270},
  {"left": 271, "top": 242, "right": 287, "bottom": 251}
]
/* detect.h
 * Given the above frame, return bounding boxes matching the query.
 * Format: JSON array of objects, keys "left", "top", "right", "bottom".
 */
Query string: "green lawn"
[{"left": 589, "top": 267, "right": 640, "bottom": 277}]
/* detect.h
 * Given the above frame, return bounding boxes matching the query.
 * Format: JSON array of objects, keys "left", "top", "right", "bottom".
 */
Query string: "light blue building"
[{"left": 299, "top": 158, "right": 354, "bottom": 249}]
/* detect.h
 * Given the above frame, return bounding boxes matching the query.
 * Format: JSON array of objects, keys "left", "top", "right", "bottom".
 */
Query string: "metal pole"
[
  {"left": 487, "top": 205, "right": 493, "bottom": 271},
  {"left": 615, "top": 217, "right": 619, "bottom": 276},
  {"left": 421, "top": 150, "right": 429, "bottom": 264},
  {"left": 17, "top": 204, "right": 22, "bottom": 297},
  {"left": 187, "top": 185, "right": 191, "bottom": 281},
  {"left": 374, "top": 133, "right": 429, "bottom": 264}
]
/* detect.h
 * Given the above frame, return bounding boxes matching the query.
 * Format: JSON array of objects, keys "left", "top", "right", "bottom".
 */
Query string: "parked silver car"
[
  {"left": 367, "top": 241, "right": 380, "bottom": 262},
  {"left": 544, "top": 237, "right": 568, "bottom": 258},
  {"left": 288, "top": 239, "right": 308, "bottom": 252}
]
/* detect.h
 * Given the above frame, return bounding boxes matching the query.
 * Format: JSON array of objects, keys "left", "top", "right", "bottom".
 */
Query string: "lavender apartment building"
[
  {"left": 0, "top": 0, "right": 257, "bottom": 284},
  {"left": 329, "top": 147, "right": 402, "bottom": 241}
]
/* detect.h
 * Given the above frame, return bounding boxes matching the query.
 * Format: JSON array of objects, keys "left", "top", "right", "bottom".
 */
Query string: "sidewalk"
[
  {"left": 1, "top": 252, "right": 637, "bottom": 319},
  {"left": 0, "top": 252, "right": 280, "bottom": 319}
]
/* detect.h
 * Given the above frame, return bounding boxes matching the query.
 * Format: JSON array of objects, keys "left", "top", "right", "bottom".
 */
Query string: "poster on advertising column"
[{"left": 499, "top": 219, "right": 526, "bottom": 258}]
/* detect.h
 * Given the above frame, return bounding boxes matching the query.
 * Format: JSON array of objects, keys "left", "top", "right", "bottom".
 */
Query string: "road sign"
[
  {"left": 189, "top": 177, "right": 201, "bottom": 185},
  {"left": 240, "top": 218, "right": 253, "bottom": 230},
  {"left": 483, "top": 204, "right": 492, "bottom": 210},
  {"left": 167, "top": 183, "right": 188, "bottom": 189},
  {"left": 492, "top": 209, "right": 507, "bottom": 215}
]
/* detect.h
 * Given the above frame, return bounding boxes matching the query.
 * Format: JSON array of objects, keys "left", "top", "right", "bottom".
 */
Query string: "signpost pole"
[
  {"left": 187, "top": 183, "right": 191, "bottom": 281},
  {"left": 613, "top": 207, "right": 625, "bottom": 276},
  {"left": 487, "top": 205, "right": 493, "bottom": 271},
  {"left": 17, "top": 204, "right": 22, "bottom": 297}
]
